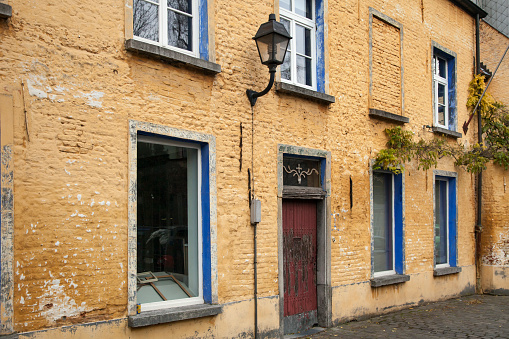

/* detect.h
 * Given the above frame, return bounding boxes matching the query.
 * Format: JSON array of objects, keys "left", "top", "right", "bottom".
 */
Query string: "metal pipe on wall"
[{"left": 475, "top": 13, "right": 483, "bottom": 294}]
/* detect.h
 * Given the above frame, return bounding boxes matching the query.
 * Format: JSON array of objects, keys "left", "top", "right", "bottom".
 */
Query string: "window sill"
[
  {"left": 370, "top": 274, "right": 410, "bottom": 287},
  {"left": 275, "top": 82, "right": 335, "bottom": 105},
  {"left": 0, "top": 333, "right": 19, "bottom": 339},
  {"left": 434, "top": 266, "right": 462, "bottom": 277},
  {"left": 128, "top": 303, "right": 222, "bottom": 328},
  {"left": 369, "top": 109, "right": 409, "bottom": 124},
  {"left": 432, "top": 126, "right": 462, "bottom": 139},
  {"left": 125, "top": 39, "right": 221, "bottom": 75},
  {"left": 0, "top": 3, "right": 12, "bottom": 18}
]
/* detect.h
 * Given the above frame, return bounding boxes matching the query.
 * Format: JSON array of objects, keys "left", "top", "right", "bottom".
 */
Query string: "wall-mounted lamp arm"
[{"left": 246, "top": 66, "right": 277, "bottom": 107}]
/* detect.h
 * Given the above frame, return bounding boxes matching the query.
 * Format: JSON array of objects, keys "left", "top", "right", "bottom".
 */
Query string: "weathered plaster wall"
[
  {"left": 0, "top": 0, "right": 480, "bottom": 337},
  {"left": 481, "top": 163, "right": 509, "bottom": 294}
]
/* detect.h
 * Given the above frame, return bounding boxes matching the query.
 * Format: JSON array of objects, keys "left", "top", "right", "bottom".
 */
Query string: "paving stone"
[{"left": 300, "top": 295, "right": 509, "bottom": 339}]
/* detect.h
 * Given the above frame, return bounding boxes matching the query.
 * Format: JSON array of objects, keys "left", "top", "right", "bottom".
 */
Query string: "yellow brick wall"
[
  {"left": 480, "top": 21, "right": 509, "bottom": 105},
  {"left": 0, "top": 0, "right": 484, "bottom": 336},
  {"left": 480, "top": 21, "right": 509, "bottom": 294},
  {"left": 371, "top": 16, "right": 402, "bottom": 115}
]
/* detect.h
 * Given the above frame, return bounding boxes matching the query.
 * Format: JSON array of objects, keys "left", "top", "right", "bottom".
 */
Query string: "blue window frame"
[
  {"left": 133, "top": 0, "right": 209, "bottom": 60},
  {"left": 279, "top": 0, "right": 326, "bottom": 93},
  {"left": 432, "top": 42, "right": 457, "bottom": 131},
  {"left": 372, "top": 171, "right": 404, "bottom": 276},
  {"left": 128, "top": 121, "right": 216, "bottom": 315},
  {"left": 434, "top": 174, "right": 457, "bottom": 268}
]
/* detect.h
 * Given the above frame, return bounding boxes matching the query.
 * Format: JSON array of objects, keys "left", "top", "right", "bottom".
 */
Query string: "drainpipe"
[{"left": 475, "top": 13, "right": 483, "bottom": 294}]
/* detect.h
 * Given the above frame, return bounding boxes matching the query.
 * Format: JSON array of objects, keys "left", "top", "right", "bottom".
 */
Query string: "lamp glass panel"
[{"left": 255, "top": 34, "right": 272, "bottom": 64}]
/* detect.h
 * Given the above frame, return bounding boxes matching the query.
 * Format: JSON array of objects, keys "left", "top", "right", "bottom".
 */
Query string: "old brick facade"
[{"left": 0, "top": 0, "right": 503, "bottom": 338}]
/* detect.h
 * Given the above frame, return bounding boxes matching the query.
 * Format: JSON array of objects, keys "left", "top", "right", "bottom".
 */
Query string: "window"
[
  {"left": 371, "top": 171, "right": 404, "bottom": 277},
  {"left": 133, "top": 0, "right": 204, "bottom": 57},
  {"left": 137, "top": 136, "right": 202, "bottom": 310},
  {"left": 433, "top": 56, "right": 449, "bottom": 128},
  {"left": 280, "top": 0, "right": 325, "bottom": 92},
  {"left": 128, "top": 121, "right": 217, "bottom": 316},
  {"left": 434, "top": 174, "right": 457, "bottom": 268},
  {"left": 432, "top": 43, "right": 457, "bottom": 131}
]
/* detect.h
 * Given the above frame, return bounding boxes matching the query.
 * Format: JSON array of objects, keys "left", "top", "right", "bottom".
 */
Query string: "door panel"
[{"left": 283, "top": 199, "right": 317, "bottom": 320}]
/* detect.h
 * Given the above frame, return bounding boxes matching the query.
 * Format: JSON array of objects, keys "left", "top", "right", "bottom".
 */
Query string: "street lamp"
[{"left": 246, "top": 14, "right": 292, "bottom": 107}]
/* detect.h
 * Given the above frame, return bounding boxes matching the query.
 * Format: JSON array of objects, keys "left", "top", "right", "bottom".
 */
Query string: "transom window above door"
[{"left": 283, "top": 157, "right": 321, "bottom": 187}]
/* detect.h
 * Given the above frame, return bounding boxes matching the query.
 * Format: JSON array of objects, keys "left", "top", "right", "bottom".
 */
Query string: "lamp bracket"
[{"left": 246, "top": 67, "right": 276, "bottom": 107}]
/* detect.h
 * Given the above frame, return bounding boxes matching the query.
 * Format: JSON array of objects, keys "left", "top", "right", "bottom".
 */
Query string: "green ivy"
[{"left": 374, "top": 75, "right": 508, "bottom": 174}]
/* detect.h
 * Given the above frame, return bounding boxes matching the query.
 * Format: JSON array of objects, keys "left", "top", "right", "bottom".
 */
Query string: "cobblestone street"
[{"left": 298, "top": 295, "right": 509, "bottom": 339}]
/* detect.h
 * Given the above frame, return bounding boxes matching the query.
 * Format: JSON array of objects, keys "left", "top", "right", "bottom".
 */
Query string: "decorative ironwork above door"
[{"left": 283, "top": 157, "right": 321, "bottom": 187}]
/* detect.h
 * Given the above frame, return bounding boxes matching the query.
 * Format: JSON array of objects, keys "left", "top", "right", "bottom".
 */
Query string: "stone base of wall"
[
  {"left": 331, "top": 265, "right": 476, "bottom": 325},
  {"left": 14, "top": 297, "right": 280, "bottom": 339},
  {"left": 482, "top": 265, "right": 509, "bottom": 295}
]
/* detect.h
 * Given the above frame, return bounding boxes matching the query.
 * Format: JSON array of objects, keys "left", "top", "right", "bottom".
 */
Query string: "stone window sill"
[
  {"left": 275, "top": 82, "right": 335, "bottom": 105},
  {"left": 369, "top": 108, "right": 409, "bottom": 124},
  {"left": 0, "top": 3, "right": 12, "bottom": 18},
  {"left": 125, "top": 39, "right": 221, "bottom": 75},
  {"left": 434, "top": 266, "right": 462, "bottom": 277},
  {"left": 371, "top": 274, "right": 410, "bottom": 288},
  {"left": 128, "top": 303, "right": 222, "bottom": 328},
  {"left": 432, "top": 126, "right": 462, "bottom": 139}
]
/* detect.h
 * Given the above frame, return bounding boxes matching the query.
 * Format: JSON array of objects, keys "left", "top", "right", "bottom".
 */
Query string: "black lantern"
[{"left": 247, "top": 14, "right": 291, "bottom": 106}]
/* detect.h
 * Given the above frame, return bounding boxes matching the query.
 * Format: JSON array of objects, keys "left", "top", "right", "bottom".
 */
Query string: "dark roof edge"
[{"left": 449, "top": 0, "right": 488, "bottom": 19}]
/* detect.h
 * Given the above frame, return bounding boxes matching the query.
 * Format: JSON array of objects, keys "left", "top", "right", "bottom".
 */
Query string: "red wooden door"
[{"left": 283, "top": 199, "right": 317, "bottom": 317}]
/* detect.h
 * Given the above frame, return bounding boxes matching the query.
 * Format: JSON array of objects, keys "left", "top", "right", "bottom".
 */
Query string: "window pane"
[
  {"left": 438, "top": 83, "right": 446, "bottom": 105},
  {"left": 168, "top": 0, "right": 192, "bottom": 14},
  {"left": 373, "top": 173, "right": 393, "bottom": 273},
  {"left": 137, "top": 141, "right": 199, "bottom": 303},
  {"left": 134, "top": 0, "right": 159, "bottom": 42},
  {"left": 295, "top": 0, "right": 312, "bottom": 19},
  {"left": 280, "top": 0, "right": 291, "bottom": 11},
  {"left": 281, "top": 52, "right": 292, "bottom": 81},
  {"left": 168, "top": 9, "right": 193, "bottom": 51},
  {"left": 295, "top": 25, "right": 311, "bottom": 57},
  {"left": 435, "top": 180, "right": 448, "bottom": 265},
  {"left": 283, "top": 157, "right": 321, "bottom": 187},
  {"left": 437, "top": 104, "right": 446, "bottom": 126},
  {"left": 438, "top": 57, "right": 447, "bottom": 78},
  {"left": 296, "top": 55, "right": 312, "bottom": 86}
]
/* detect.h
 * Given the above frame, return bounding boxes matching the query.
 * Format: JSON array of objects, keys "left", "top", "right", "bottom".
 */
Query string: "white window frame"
[
  {"left": 280, "top": 1, "right": 317, "bottom": 90},
  {"left": 435, "top": 178, "right": 450, "bottom": 268},
  {"left": 373, "top": 172, "right": 396, "bottom": 277},
  {"left": 136, "top": 135, "right": 204, "bottom": 313},
  {"left": 433, "top": 55, "right": 449, "bottom": 129},
  {"left": 133, "top": 0, "right": 200, "bottom": 57}
]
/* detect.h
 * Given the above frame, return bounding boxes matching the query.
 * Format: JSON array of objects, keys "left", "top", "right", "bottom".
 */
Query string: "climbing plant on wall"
[{"left": 374, "top": 75, "right": 509, "bottom": 174}]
